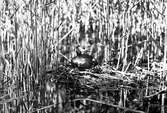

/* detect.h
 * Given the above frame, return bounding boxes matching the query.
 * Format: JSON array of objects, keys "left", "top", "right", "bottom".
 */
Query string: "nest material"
[{"left": 43, "top": 62, "right": 167, "bottom": 113}]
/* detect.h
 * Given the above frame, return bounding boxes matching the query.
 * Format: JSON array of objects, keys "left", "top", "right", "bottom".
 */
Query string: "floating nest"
[{"left": 35, "top": 62, "right": 167, "bottom": 113}]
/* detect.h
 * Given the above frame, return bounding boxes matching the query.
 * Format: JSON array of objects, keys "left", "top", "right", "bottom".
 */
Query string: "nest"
[{"left": 40, "top": 62, "right": 167, "bottom": 113}]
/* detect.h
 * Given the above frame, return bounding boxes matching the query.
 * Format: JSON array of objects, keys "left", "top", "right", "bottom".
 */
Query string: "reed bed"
[{"left": 0, "top": 0, "right": 167, "bottom": 113}]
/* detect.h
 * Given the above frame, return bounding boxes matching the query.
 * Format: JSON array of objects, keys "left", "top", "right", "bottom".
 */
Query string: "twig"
[
  {"left": 0, "top": 95, "right": 27, "bottom": 104},
  {"left": 73, "top": 98, "right": 145, "bottom": 113},
  {"left": 55, "top": 28, "right": 73, "bottom": 46},
  {"left": 32, "top": 103, "right": 57, "bottom": 112},
  {"left": 79, "top": 71, "right": 123, "bottom": 80},
  {"left": 58, "top": 52, "right": 71, "bottom": 63},
  {"left": 144, "top": 89, "right": 167, "bottom": 99}
]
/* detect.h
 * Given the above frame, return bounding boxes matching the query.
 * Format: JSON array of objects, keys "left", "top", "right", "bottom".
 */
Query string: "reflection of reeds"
[{"left": 0, "top": 0, "right": 167, "bottom": 112}]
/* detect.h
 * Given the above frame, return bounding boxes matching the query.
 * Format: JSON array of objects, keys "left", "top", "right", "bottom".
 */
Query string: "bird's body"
[
  {"left": 70, "top": 40, "right": 103, "bottom": 70},
  {"left": 71, "top": 53, "right": 95, "bottom": 70}
]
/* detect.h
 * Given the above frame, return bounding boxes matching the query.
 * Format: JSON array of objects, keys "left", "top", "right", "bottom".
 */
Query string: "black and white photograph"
[{"left": 0, "top": 0, "right": 167, "bottom": 113}]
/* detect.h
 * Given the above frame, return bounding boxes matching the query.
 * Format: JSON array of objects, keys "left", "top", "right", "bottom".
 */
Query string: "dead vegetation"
[{"left": 0, "top": 0, "right": 167, "bottom": 113}]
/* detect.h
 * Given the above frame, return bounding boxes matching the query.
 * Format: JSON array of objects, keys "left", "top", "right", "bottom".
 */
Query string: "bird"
[{"left": 71, "top": 45, "right": 97, "bottom": 70}]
